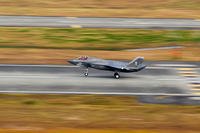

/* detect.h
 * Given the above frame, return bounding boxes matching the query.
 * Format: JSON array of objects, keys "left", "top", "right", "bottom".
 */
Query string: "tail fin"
[{"left": 126, "top": 57, "right": 144, "bottom": 68}]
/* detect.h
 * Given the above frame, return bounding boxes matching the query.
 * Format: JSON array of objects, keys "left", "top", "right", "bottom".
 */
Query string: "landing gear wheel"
[
  {"left": 84, "top": 72, "right": 88, "bottom": 77},
  {"left": 114, "top": 72, "right": 120, "bottom": 79}
]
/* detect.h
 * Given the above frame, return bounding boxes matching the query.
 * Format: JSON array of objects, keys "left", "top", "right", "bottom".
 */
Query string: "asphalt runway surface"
[
  {"left": 1, "top": 16, "right": 200, "bottom": 29},
  {"left": 0, "top": 62, "right": 199, "bottom": 104}
]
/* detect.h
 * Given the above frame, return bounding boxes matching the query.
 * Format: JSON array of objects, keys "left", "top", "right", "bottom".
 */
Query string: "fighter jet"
[{"left": 68, "top": 56, "right": 146, "bottom": 79}]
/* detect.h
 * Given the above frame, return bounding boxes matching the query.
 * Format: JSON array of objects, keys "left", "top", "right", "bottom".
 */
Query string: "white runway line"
[
  {"left": 189, "top": 97, "right": 200, "bottom": 100},
  {"left": 65, "top": 17, "right": 77, "bottom": 19},
  {"left": 146, "top": 66, "right": 174, "bottom": 69},
  {"left": 154, "top": 64, "right": 197, "bottom": 67},
  {"left": 157, "top": 78, "right": 184, "bottom": 81},
  {"left": 70, "top": 25, "right": 82, "bottom": 28}
]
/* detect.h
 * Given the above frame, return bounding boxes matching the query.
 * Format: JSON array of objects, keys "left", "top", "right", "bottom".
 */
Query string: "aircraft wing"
[{"left": 89, "top": 60, "right": 126, "bottom": 69}]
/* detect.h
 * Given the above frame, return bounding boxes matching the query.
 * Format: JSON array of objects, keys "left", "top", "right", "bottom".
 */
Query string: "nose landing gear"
[{"left": 84, "top": 68, "right": 89, "bottom": 77}]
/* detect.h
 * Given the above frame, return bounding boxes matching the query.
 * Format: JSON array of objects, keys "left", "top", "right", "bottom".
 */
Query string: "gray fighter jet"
[{"left": 68, "top": 56, "right": 146, "bottom": 79}]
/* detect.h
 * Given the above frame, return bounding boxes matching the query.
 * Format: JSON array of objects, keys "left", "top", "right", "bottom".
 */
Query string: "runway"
[
  {"left": 1, "top": 16, "right": 200, "bottom": 29},
  {"left": 0, "top": 62, "right": 199, "bottom": 104}
]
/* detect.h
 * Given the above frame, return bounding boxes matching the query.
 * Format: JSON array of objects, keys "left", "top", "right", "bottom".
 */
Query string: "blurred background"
[{"left": 0, "top": 0, "right": 199, "bottom": 64}]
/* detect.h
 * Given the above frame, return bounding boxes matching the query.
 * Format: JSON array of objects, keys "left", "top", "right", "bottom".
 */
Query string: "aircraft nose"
[{"left": 68, "top": 60, "right": 76, "bottom": 65}]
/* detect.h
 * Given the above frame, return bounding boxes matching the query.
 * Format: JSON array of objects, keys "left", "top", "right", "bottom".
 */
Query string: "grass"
[
  {"left": 1, "top": 0, "right": 200, "bottom": 18},
  {"left": 0, "top": 28, "right": 200, "bottom": 50},
  {"left": 0, "top": 47, "right": 199, "bottom": 65},
  {"left": 0, "top": 94, "right": 200, "bottom": 133},
  {"left": 0, "top": 27, "right": 199, "bottom": 64}
]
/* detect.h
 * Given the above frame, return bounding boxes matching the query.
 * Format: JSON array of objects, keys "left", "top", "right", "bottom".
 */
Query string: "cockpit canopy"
[{"left": 78, "top": 56, "right": 88, "bottom": 60}]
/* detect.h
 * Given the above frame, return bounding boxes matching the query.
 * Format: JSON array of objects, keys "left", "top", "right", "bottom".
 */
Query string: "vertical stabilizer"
[{"left": 126, "top": 57, "right": 144, "bottom": 68}]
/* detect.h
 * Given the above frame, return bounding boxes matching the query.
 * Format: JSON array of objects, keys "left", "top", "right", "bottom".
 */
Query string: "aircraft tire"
[
  {"left": 114, "top": 72, "right": 120, "bottom": 79},
  {"left": 84, "top": 72, "right": 88, "bottom": 77}
]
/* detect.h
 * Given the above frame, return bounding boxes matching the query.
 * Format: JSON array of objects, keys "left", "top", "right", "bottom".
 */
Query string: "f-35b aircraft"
[{"left": 68, "top": 56, "right": 146, "bottom": 79}]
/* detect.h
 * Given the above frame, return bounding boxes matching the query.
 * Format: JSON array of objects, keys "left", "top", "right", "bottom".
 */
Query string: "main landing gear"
[{"left": 114, "top": 72, "right": 120, "bottom": 79}]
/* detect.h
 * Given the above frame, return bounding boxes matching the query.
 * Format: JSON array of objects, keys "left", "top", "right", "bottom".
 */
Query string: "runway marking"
[
  {"left": 0, "top": 90, "right": 199, "bottom": 97},
  {"left": 146, "top": 66, "right": 174, "bottom": 69},
  {"left": 189, "top": 97, "right": 200, "bottom": 100},
  {"left": 192, "top": 89, "right": 200, "bottom": 91},
  {"left": 177, "top": 67, "right": 200, "bottom": 96},
  {"left": 177, "top": 68, "right": 196, "bottom": 71},
  {"left": 178, "top": 68, "right": 199, "bottom": 78},
  {"left": 154, "top": 64, "right": 197, "bottom": 67},
  {"left": 193, "top": 92, "right": 200, "bottom": 95},
  {"left": 191, "top": 84, "right": 200, "bottom": 91},
  {"left": 157, "top": 78, "right": 184, "bottom": 81},
  {"left": 70, "top": 25, "right": 82, "bottom": 28},
  {"left": 180, "top": 74, "right": 198, "bottom": 78},
  {"left": 178, "top": 71, "right": 196, "bottom": 74},
  {"left": 190, "top": 84, "right": 200, "bottom": 88},
  {"left": 66, "top": 17, "right": 77, "bottom": 19}
]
